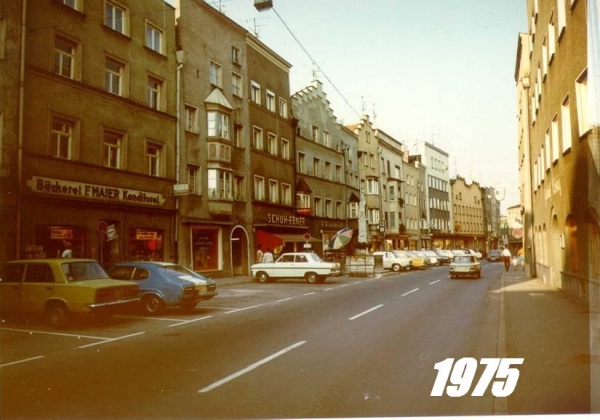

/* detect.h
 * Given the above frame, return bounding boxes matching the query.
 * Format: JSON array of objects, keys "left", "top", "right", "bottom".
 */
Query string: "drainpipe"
[
  {"left": 174, "top": 50, "right": 186, "bottom": 263},
  {"left": 16, "top": 0, "right": 27, "bottom": 259}
]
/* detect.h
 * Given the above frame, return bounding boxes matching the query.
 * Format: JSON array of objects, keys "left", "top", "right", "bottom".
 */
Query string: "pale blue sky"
[{"left": 178, "top": 0, "right": 528, "bottom": 211}]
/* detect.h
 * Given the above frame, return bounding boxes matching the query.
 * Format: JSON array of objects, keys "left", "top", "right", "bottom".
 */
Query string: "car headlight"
[{"left": 182, "top": 286, "right": 197, "bottom": 298}]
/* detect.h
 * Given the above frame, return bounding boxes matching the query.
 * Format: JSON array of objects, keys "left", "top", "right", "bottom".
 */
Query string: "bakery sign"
[{"left": 27, "top": 176, "right": 165, "bottom": 206}]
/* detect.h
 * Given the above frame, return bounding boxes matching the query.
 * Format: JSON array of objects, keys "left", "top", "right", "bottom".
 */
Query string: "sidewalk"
[{"left": 499, "top": 268, "right": 593, "bottom": 414}]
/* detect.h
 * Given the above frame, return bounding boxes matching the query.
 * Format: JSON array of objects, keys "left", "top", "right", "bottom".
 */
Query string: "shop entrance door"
[{"left": 231, "top": 227, "right": 249, "bottom": 276}]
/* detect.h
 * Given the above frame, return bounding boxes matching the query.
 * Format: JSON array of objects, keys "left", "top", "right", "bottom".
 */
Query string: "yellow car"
[
  {"left": 0, "top": 258, "right": 139, "bottom": 328},
  {"left": 396, "top": 251, "right": 427, "bottom": 270}
]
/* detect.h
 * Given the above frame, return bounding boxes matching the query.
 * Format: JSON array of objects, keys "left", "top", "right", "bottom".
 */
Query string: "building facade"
[{"left": 450, "top": 176, "right": 485, "bottom": 250}]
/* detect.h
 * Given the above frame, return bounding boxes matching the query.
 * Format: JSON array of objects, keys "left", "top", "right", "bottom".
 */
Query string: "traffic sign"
[{"left": 303, "top": 232, "right": 311, "bottom": 241}]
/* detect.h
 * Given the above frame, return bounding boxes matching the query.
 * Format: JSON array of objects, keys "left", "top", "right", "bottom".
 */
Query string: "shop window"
[
  {"left": 192, "top": 228, "right": 220, "bottom": 271},
  {"left": 128, "top": 229, "right": 163, "bottom": 261}
]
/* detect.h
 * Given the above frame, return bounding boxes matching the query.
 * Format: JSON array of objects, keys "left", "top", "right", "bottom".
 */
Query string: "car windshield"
[
  {"left": 307, "top": 253, "right": 323, "bottom": 262},
  {"left": 394, "top": 251, "right": 408, "bottom": 258},
  {"left": 62, "top": 261, "right": 109, "bottom": 281}
]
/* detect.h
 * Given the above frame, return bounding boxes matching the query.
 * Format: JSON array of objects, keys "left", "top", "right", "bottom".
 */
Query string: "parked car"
[
  {"left": 251, "top": 252, "right": 341, "bottom": 284},
  {"left": 464, "top": 249, "right": 483, "bottom": 259},
  {"left": 434, "top": 249, "right": 453, "bottom": 264},
  {"left": 451, "top": 249, "right": 468, "bottom": 257},
  {"left": 422, "top": 250, "right": 441, "bottom": 266},
  {"left": 411, "top": 250, "right": 434, "bottom": 266},
  {"left": 449, "top": 255, "right": 482, "bottom": 279},
  {"left": 404, "top": 251, "right": 428, "bottom": 269},
  {"left": 372, "top": 251, "right": 410, "bottom": 272},
  {"left": 486, "top": 250, "right": 502, "bottom": 262},
  {"left": 0, "top": 258, "right": 139, "bottom": 328},
  {"left": 108, "top": 262, "right": 217, "bottom": 315}
]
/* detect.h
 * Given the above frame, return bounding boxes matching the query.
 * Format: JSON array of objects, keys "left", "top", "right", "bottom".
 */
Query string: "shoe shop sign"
[{"left": 27, "top": 176, "right": 165, "bottom": 207}]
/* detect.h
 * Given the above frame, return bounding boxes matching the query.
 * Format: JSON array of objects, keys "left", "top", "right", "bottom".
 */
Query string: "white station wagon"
[{"left": 251, "top": 252, "right": 341, "bottom": 284}]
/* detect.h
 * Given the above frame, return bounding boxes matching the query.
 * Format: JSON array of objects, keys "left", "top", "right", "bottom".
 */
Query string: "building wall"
[
  {"left": 450, "top": 176, "right": 484, "bottom": 250},
  {"left": 18, "top": 0, "right": 177, "bottom": 267}
]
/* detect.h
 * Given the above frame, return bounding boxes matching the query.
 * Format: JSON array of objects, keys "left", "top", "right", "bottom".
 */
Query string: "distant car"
[
  {"left": 411, "top": 250, "right": 434, "bottom": 266},
  {"left": 451, "top": 249, "right": 467, "bottom": 257},
  {"left": 404, "top": 251, "right": 428, "bottom": 269},
  {"left": 251, "top": 252, "right": 341, "bottom": 284},
  {"left": 108, "top": 262, "right": 217, "bottom": 315},
  {"left": 422, "top": 250, "right": 441, "bottom": 266},
  {"left": 434, "top": 249, "right": 453, "bottom": 264},
  {"left": 0, "top": 258, "right": 139, "bottom": 328},
  {"left": 449, "top": 255, "right": 481, "bottom": 279},
  {"left": 464, "top": 249, "right": 483, "bottom": 259},
  {"left": 372, "top": 251, "right": 410, "bottom": 272},
  {"left": 487, "top": 250, "right": 502, "bottom": 262}
]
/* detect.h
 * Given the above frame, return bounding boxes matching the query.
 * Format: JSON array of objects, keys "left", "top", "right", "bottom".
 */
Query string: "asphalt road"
[{"left": 0, "top": 262, "right": 549, "bottom": 418}]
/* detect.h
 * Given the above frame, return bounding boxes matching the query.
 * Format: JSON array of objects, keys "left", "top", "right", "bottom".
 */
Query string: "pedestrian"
[
  {"left": 61, "top": 242, "right": 72, "bottom": 258},
  {"left": 256, "top": 244, "right": 264, "bottom": 264},
  {"left": 516, "top": 245, "right": 525, "bottom": 272},
  {"left": 263, "top": 248, "right": 274, "bottom": 263},
  {"left": 501, "top": 246, "right": 512, "bottom": 272}
]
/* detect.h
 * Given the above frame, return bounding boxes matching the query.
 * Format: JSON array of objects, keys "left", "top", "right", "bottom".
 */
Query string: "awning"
[{"left": 275, "top": 233, "right": 321, "bottom": 243}]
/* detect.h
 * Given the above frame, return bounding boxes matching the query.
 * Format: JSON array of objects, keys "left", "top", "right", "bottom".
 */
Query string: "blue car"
[{"left": 108, "top": 262, "right": 217, "bottom": 315}]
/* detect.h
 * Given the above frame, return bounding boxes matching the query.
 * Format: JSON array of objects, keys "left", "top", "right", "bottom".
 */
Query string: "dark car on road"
[
  {"left": 108, "top": 262, "right": 217, "bottom": 315},
  {"left": 486, "top": 250, "right": 502, "bottom": 262}
]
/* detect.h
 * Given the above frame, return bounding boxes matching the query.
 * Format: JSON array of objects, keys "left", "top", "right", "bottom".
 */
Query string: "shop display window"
[
  {"left": 128, "top": 229, "right": 164, "bottom": 261},
  {"left": 192, "top": 228, "right": 220, "bottom": 271}
]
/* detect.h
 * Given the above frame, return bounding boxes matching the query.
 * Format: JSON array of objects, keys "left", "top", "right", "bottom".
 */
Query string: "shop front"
[
  {"left": 22, "top": 176, "right": 175, "bottom": 268},
  {"left": 253, "top": 211, "right": 312, "bottom": 260}
]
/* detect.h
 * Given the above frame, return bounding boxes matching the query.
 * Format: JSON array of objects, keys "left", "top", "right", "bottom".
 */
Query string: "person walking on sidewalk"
[
  {"left": 501, "top": 246, "right": 512, "bottom": 271},
  {"left": 263, "top": 248, "right": 274, "bottom": 263},
  {"left": 515, "top": 245, "right": 525, "bottom": 271},
  {"left": 256, "top": 244, "right": 264, "bottom": 264}
]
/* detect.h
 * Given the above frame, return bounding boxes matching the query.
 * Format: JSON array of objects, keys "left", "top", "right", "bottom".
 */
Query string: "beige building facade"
[{"left": 450, "top": 176, "right": 485, "bottom": 250}]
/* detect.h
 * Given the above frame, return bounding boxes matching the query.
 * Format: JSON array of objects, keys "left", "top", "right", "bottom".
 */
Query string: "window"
[
  {"left": 314, "top": 197, "right": 323, "bottom": 217},
  {"left": 325, "top": 199, "right": 333, "bottom": 218},
  {"left": 323, "top": 131, "right": 330, "bottom": 147},
  {"left": 551, "top": 116, "right": 559, "bottom": 164},
  {"left": 368, "top": 208, "right": 380, "bottom": 224},
  {"left": 281, "top": 138, "right": 290, "bottom": 160},
  {"left": 312, "top": 125, "right": 319, "bottom": 142},
  {"left": 147, "top": 143, "right": 162, "bottom": 177},
  {"left": 298, "top": 152, "right": 306, "bottom": 173},
  {"left": 296, "top": 193, "right": 311, "bottom": 212},
  {"left": 544, "top": 131, "right": 551, "bottom": 172},
  {"left": 336, "top": 201, "right": 342, "bottom": 219},
  {"left": 561, "top": 95, "right": 572, "bottom": 152},
  {"left": 389, "top": 185, "right": 395, "bottom": 200},
  {"left": 366, "top": 178, "right": 379, "bottom": 194},
  {"left": 146, "top": 22, "right": 163, "bottom": 54},
  {"left": 105, "top": 57, "right": 123, "bottom": 95},
  {"left": 390, "top": 212, "right": 397, "bottom": 228},
  {"left": 234, "top": 176, "right": 244, "bottom": 201},
  {"left": 576, "top": 70, "right": 589, "bottom": 136},
  {"left": 147, "top": 76, "right": 162, "bottom": 110},
  {"left": 557, "top": 0, "right": 566, "bottom": 36},
  {"left": 231, "top": 45, "right": 240, "bottom": 64},
  {"left": 269, "top": 179, "right": 279, "bottom": 203},
  {"left": 187, "top": 165, "right": 199, "bottom": 194},
  {"left": 251, "top": 81, "right": 261, "bottom": 104},
  {"left": 102, "top": 130, "right": 122, "bottom": 169},
  {"left": 254, "top": 175, "right": 265, "bottom": 201},
  {"left": 185, "top": 105, "right": 198, "bottom": 132},
  {"left": 208, "top": 169, "right": 232, "bottom": 199},
  {"left": 281, "top": 183, "right": 291, "bottom": 205},
  {"left": 279, "top": 98, "right": 288, "bottom": 118},
  {"left": 313, "top": 157, "right": 320, "bottom": 177},
  {"left": 53, "top": 35, "right": 76, "bottom": 78},
  {"left": 252, "top": 126, "right": 263, "bottom": 150},
  {"left": 232, "top": 73, "right": 242, "bottom": 97},
  {"left": 234, "top": 124, "right": 243, "bottom": 148},
  {"left": 209, "top": 61, "right": 222, "bottom": 87},
  {"left": 105, "top": 1, "right": 128, "bottom": 35},
  {"left": 268, "top": 133, "right": 277, "bottom": 155},
  {"left": 207, "top": 111, "right": 229, "bottom": 139},
  {"left": 51, "top": 117, "right": 74, "bottom": 159},
  {"left": 325, "top": 161, "right": 332, "bottom": 180},
  {"left": 266, "top": 90, "right": 275, "bottom": 112},
  {"left": 335, "top": 165, "right": 342, "bottom": 182},
  {"left": 547, "top": 22, "right": 555, "bottom": 62}
]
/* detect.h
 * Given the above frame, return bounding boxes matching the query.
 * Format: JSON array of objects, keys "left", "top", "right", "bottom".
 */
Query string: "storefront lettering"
[
  {"left": 28, "top": 176, "right": 165, "bottom": 206},
  {"left": 267, "top": 213, "right": 306, "bottom": 226}
]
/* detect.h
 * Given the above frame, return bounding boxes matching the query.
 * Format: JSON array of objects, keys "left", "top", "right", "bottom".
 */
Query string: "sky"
[{"left": 175, "top": 0, "right": 529, "bottom": 213}]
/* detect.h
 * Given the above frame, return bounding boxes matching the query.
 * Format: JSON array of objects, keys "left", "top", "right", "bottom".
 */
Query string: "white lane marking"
[
  {"left": 277, "top": 298, "right": 293, "bottom": 303},
  {"left": 77, "top": 332, "right": 146, "bottom": 349},
  {"left": 429, "top": 279, "right": 442, "bottom": 285},
  {"left": 353, "top": 281, "right": 363, "bottom": 284},
  {"left": 401, "top": 288, "right": 419, "bottom": 297},
  {"left": 224, "top": 304, "right": 265, "bottom": 314},
  {"left": 0, "top": 327, "right": 109, "bottom": 341},
  {"left": 303, "top": 292, "right": 316, "bottom": 296},
  {"left": 0, "top": 356, "right": 45, "bottom": 368},
  {"left": 116, "top": 315, "right": 183, "bottom": 322},
  {"left": 198, "top": 341, "right": 307, "bottom": 393},
  {"left": 324, "top": 284, "right": 348, "bottom": 291},
  {"left": 349, "top": 304, "right": 384, "bottom": 321},
  {"left": 169, "top": 316, "right": 213, "bottom": 327}
]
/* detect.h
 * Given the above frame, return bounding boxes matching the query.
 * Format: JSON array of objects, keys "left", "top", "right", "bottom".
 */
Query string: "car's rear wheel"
[
  {"left": 142, "top": 294, "right": 165, "bottom": 315},
  {"left": 181, "top": 301, "right": 197, "bottom": 313},
  {"left": 256, "top": 271, "right": 270, "bottom": 283},
  {"left": 392, "top": 264, "right": 401, "bottom": 272},
  {"left": 46, "top": 301, "right": 70, "bottom": 329},
  {"left": 305, "top": 272, "right": 318, "bottom": 284}
]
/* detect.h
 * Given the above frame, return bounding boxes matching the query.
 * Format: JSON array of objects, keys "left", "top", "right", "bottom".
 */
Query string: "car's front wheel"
[
  {"left": 142, "top": 294, "right": 165, "bottom": 315},
  {"left": 46, "top": 301, "right": 70, "bottom": 328},
  {"left": 391, "top": 264, "right": 401, "bottom": 272},
  {"left": 256, "top": 271, "right": 270, "bottom": 283},
  {"left": 305, "top": 272, "right": 318, "bottom": 284}
]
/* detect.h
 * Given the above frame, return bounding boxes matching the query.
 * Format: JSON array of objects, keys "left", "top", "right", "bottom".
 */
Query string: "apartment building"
[
  {"left": 291, "top": 79, "right": 360, "bottom": 254},
  {"left": 15, "top": 0, "right": 178, "bottom": 267},
  {"left": 516, "top": 0, "right": 598, "bottom": 303},
  {"left": 450, "top": 176, "right": 485, "bottom": 250},
  {"left": 404, "top": 155, "right": 427, "bottom": 249}
]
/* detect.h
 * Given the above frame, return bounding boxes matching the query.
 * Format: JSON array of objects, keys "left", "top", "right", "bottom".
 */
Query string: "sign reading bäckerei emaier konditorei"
[{"left": 27, "top": 176, "right": 165, "bottom": 206}]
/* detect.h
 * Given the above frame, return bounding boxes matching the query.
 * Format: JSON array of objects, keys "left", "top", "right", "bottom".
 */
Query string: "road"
[{"left": 0, "top": 262, "right": 543, "bottom": 418}]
